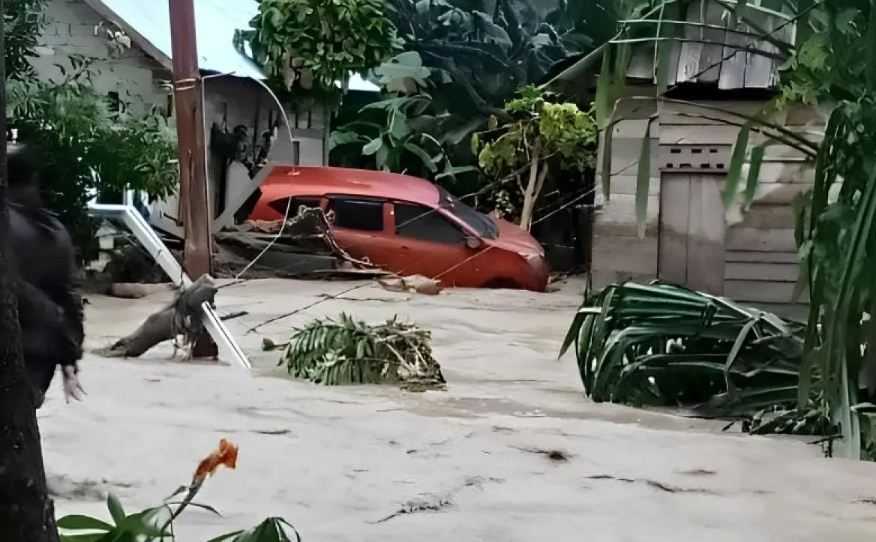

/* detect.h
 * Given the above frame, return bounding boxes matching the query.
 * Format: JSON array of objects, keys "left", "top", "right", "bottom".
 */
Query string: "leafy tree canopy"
[{"left": 234, "top": 0, "right": 403, "bottom": 99}]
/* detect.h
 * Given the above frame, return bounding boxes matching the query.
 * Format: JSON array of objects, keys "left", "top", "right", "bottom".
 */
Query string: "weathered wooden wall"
[
  {"left": 592, "top": 90, "right": 660, "bottom": 286},
  {"left": 593, "top": 97, "right": 824, "bottom": 317}
]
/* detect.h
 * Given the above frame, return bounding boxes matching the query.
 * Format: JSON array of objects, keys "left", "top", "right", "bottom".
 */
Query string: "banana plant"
[{"left": 330, "top": 53, "right": 478, "bottom": 182}]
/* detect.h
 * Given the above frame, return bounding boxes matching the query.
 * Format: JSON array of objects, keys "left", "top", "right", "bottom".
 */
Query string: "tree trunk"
[
  {"left": 0, "top": 1, "right": 61, "bottom": 537},
  {"left": 95, "top": 275, "right": 217, "bottom": 359},
  {"left": 519, "top": 143, "right": 548, "bottom": 231}
]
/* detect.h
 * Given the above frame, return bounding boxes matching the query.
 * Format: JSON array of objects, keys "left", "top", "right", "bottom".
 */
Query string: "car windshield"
[{"left": 437, "top": 188, "right": 498, "bottom": 240}]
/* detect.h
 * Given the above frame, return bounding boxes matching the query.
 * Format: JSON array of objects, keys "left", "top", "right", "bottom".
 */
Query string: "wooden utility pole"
[
  {"left": 0, "top": 0, "right": 61, "bottom": 538},
  {"left": 168, "top": 0, "right": 217, "bottom": 358}
]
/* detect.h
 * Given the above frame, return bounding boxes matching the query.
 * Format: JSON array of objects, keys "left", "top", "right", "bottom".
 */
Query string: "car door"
[
  {"left": 325, "top": 196, "right": 398, "bottom": 267},
  {"left": 384, "top": 201, "right": 483, "bottom": 286}
]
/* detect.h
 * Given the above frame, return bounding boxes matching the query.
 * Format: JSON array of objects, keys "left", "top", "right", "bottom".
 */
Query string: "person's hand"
[{"left": 62, "top": 365, "right": 86, "bottom": 403}]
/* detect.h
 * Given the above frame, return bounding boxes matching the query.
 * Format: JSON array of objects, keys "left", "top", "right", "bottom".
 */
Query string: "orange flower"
[{"left": 193, "top": 438, "right": 239, "bottom": 483}]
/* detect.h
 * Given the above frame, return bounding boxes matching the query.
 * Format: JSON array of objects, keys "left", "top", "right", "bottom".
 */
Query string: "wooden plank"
[
  {"left": 754, "top": 162, "right": 815, "bottom": 185},
  {"left": 697, "top": 0, "right": 726, "bottom": 83},
  {"left": 686, "top": 175, "right": 726, "bottom": 295},
  {"left": 762, "top": 145, "right": 814, "bottom": 162},
  {"left": 676, "top": 42, "right": 704, "bottom": 83},
  {"left": 658, "top": 176, "right": 690, "bottom": 286},
  {"left": 743, "top": 14, "right": 779, "bottom": 88},
  {"left": 719, "top": 20, "right": 749, "bottom": 89},
  {"left": 605, "top": 175, "right": 660, "bottom": 196},
  {"left": 594, "top": 194, "right": 661, "bottom": 236},
  {"left": 725, "top": 262, "right": 800, "bottom": 282},
  {"left": 677, "top": 3, "right": 705, "bottom": 85},
  {"left": 612, "top": 119, "right": 656, "bottom": 139},
  {"left": 725, "top": 250, "right": 799, "bottom": 264},
  {"left": 750, "top": 182, "right": 810, "bottom": 205},
  {"left": 604, "top": 137, "right": 660, "bottom": 179},
  {"left": 733, "top": 204, "right": 797, "bottom": 229},
  {"left": 726, "top": 227, "right": 796, "bottom": 252},
  {"left": 592, "top": 270, "right": 657, "bottom": 289},
  {"left": 593, "top": 234, "right": 659, "bottom": 275},
  {"left": 744, "top": 302, "right": 809, "bottom": 322},
  {"left": 725, "top": 280, "right": 808, "bottom": 304},
  {"left": 660, "top": 125, "right": 746, "bottom": 146},
  {"left": 627, "top": 44, "right": 654, "bottom": 80},
  {"left": 660, "top": 99, "right": 772, "bottom": 121}
]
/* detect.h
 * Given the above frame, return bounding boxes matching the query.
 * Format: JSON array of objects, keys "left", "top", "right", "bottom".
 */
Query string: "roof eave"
[{"left": 82, "top": 0, "right": 174, "bottom": 72}]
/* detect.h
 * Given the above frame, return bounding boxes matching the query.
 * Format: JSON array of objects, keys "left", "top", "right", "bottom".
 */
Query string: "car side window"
[
  {"left": 395, "top": 203, "right": 466, "bottom": 245},
  {"left": 328, "top": 198, "right": 384, "bottom": 231},
  {"left": 269, "top": 197, "right": 321, "bottom": 216}
]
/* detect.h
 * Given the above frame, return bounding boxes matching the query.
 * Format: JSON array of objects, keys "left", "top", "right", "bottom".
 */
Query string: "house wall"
[
  {"left": 33, "top": 0, "right": 171, "bottom": 116},
  {"left": 591, "top": 87, "right": 660, "bottom": 286},
  {"left": 595, "top": 96, "right": 823, "bottom": 317}
]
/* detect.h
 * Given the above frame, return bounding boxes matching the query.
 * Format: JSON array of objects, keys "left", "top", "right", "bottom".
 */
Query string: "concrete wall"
[{"left": 33, "top": 0, "right": 172, "bottom": 116}]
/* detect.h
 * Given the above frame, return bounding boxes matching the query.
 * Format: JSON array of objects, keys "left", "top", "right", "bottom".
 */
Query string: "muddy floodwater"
[{"left": 41, "top": 279, "right": 876, "bottom": 541}]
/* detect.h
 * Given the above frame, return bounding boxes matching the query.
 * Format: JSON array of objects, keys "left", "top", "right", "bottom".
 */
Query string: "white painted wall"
[{"left": 33, "top": 0, "right": 172, "bottom": 116}]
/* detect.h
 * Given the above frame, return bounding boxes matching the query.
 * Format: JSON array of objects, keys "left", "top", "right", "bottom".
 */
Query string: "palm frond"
[
  {"left": 279, "top": 314, "right": 445, "bottom": 391},
  {"left": 561, "top": 281, "right": 830, "bottom": 434}
]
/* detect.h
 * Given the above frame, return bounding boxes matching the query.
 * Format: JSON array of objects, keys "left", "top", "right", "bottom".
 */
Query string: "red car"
[{"left": 249, "top": 166, "right": 549, "bottom": 291}]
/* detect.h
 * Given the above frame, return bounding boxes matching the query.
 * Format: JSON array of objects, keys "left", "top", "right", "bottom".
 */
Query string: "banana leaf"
[{"left": 560, "top": 281, "right": 826, "bottom": 430}]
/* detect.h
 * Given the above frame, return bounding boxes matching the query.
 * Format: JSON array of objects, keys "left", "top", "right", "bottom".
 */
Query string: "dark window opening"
[
  {"left": 108, "top": 91, "right": 121, "bottom": 113},
  {"left": 269, "top": 197, "right": 320, "bottom": 216},
  {"left": 395, "top": 203, "right": 466, "bottom": 244},
  {"left": 329, "top": 198, "right": 384, "bottom": 231}
]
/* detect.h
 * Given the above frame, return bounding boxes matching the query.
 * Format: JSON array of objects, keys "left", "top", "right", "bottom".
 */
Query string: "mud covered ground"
[{"left": 40, "top": 278, "right": 876, "bottom": 541}]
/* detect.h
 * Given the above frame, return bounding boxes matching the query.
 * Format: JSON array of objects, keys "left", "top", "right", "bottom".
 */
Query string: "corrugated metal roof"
[{"left": 89, "top": 0, "right": 379, "bottom": 91}]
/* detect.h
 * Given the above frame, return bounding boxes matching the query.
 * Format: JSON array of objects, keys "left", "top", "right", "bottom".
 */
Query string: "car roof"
[{"left": 261, "top": 165, "right": 441, "bottom": 207}]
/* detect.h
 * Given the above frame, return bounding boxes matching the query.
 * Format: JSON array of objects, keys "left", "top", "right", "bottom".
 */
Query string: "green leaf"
[
  {"left": 57, "top": 515, "right": 114, "bottom": 532},
  {"left": 595, "top": 44, "right": 616, "bottom": 129},
  {"left": 106, "top": 494, "right": 125, "bottom": 526},
  {"left": 600, "top": 114, "right": 616, "bottom": 202},
  {"left": 58, "top": 534, "right": 107, "bottom": 542},
  {"left": 723, "top": 125, "right": 751, "bottom": 208},
  {"left": 867, "top": 1, "right": 876, "bottom": 88},
  {"left": 403, "top": 142, "right": 439, "bottom": 172},
  {"left": 742, "top": 143, "right": 766, "bottom": 210},
  {"left": 635, "top": 117, "right": 656, "bottom": 239},
  {"left": 362, "top": 137, "right": 384, "bottom": 156}
]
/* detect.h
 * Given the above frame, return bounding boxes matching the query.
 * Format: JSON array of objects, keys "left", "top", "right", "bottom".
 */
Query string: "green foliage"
[
  {"left": 57, "top": 494, "right": 170, "bottom": 541},
  {"left": 476, "top": 85, "right": 596, "bottom": 225},
  {"left": 328, "top": 0, "right": 604, "bottom": 198},
  {"left": 560, "top": 281, "right": 830, "bottom": 435},
  {"left": 208, "top": 519, "right": 301, "bottom": 542},
  {"left": 593, "top": 0, "right": 876, "bottom": 458},
  {"left": 234, "top": 0, "right": 402, "bottom": 98},
  {"left": 3, "top": 0, "right": 47, "bottom": 81},
  {"left": 389, "top": 0, "right": 600, "bottom": 115},
  {"left": 330, "top": 52, "right": 478, "bottom": 183},
  {"left": 479, "top": 87, "right": 597, "bottom": 176},
  {"left": 730, "top": 1, "right": 876, "bottom": 458},
  {"left": 7, "top": 58, "right": 178, "bottom": 257},
  {"left": 57, "top": 495, "right": 299, "bottom": 541},
  {"left": 280, "top": 313, "right": 445, "bottom": 391}
]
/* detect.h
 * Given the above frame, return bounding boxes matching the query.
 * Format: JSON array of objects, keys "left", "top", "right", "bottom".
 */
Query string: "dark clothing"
[{"left": 9, "top": 202, "right": 84, "bottom": 407}]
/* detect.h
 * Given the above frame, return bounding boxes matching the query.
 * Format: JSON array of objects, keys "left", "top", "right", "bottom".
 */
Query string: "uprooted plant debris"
[
  {"left": 276, "top": 313, "right": 446, "bottom": 391},
  {"left": 560, "top": 281, "right": 833, "bottom": 436}
]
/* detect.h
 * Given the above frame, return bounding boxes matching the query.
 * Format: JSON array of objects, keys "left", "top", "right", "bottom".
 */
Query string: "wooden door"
[{"left": 658, "top": 174, "right": 726, "bottom": 295}]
